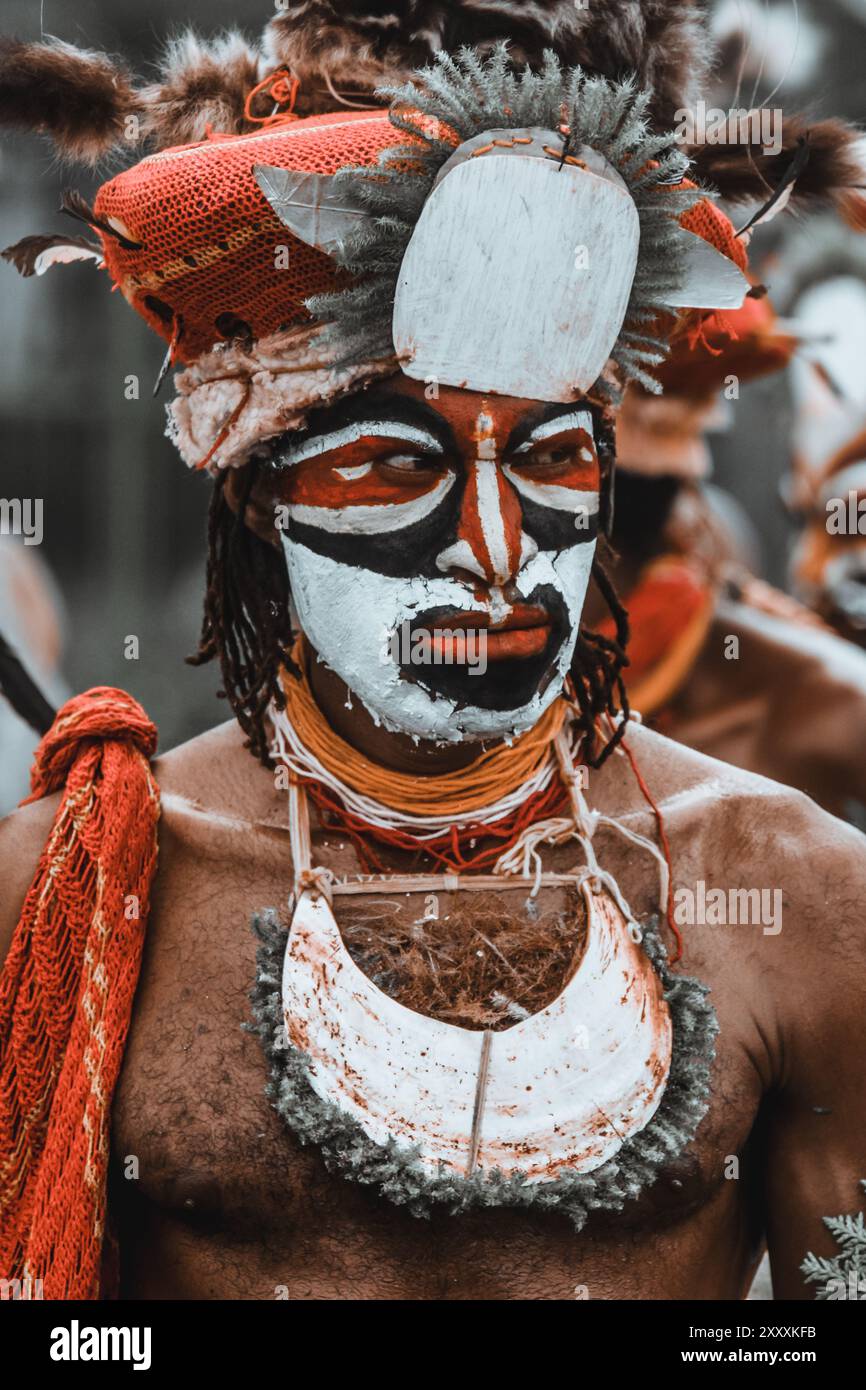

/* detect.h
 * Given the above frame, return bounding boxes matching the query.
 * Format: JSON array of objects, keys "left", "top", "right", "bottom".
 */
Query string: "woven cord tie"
[
  {"left": 25, "top": 686, "right": 158, "bottom": 800},
  {"left": 0, "top": 687, "right": 160, "bottom": 1300}
]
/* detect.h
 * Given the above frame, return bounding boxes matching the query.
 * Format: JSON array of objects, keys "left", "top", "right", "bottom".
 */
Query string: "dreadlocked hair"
[
  {"left": 572, "top": 557, "right": 631, "bottom": 768},
  {"left": 191, "top": 412, "right": 631, "bottom": 770},
  {"left": 188, "top": 462, "right": 295, "bottom": 766},
  {"left": 569, "top": 405, "right": 631, "bottom": 768}
]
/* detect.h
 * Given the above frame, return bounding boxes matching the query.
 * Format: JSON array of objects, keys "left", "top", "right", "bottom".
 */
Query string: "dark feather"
[
  {"left": 0, "top": 35, "right": 140, "bottom": 163},
  {"left": 1, "top": 231, "right": 103, "bottom": 277},
  {"left": 735, "top": 137, "right": 812, "bottom": 236},
  {"left": 59, "top": 188, "right": 141, "bottom": 249},
  {"left": 0, "top": 632, "right": 55, "bottom": 737}
]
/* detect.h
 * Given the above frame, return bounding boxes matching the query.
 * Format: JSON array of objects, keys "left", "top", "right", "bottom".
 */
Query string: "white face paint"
[
  {"left": 283, "top": 538, "right": 595, "bottom": 741},
  {"left": 275, "top": 405, "right": 600, "bottom": 743}
]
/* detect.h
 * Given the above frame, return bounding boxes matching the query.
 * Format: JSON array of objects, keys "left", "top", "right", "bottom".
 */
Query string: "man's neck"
[{"left": 306, "top": 649, "right": 499, "bottom": 774}]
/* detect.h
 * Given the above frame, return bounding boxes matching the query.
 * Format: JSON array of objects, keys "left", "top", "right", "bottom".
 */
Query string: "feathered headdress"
[
  {"left": 0, "top": 3, "right": 710, "bottom": 159},
  {"left": 1, "top": 2, "right": 864, "bottom": 474}
]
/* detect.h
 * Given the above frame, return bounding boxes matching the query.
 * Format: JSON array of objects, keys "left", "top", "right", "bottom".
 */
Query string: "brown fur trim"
[
  {"left": 690, "top": 116, "right": 866, "bottom": 213},
  {"left": 0, "top": 36, "right": 140, "bottom": 163},
  {"left": 1, "top": 6, "right": 709, "bottom": 157},
  {"left": 138, "top": 31, "right": 263, "bottom": 148},
  {"left": 263, "top": 0, "right": 709, "bottom": 127}
]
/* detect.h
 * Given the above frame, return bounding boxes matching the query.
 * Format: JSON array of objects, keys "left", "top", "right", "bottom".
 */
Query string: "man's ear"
[{"left": 222, "top": 463, "right": 283, "bottom": 549}]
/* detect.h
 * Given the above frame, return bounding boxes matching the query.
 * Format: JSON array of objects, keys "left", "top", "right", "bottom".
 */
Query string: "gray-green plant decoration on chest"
[{"left": 802, "top": 1182, "right": 866, "bottom": 1299}]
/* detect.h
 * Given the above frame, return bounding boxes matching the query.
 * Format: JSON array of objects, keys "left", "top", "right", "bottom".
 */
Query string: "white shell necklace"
[{"left": 279, "top": 733, "right": 675, "bottom": 1182}]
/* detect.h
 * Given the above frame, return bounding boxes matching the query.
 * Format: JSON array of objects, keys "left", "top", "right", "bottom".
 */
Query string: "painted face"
[{"left": 268, "top": 381, "right": 601, "bottom": 742}]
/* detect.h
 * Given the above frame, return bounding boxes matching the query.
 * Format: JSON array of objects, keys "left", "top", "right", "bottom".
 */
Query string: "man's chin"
[
  {"left": 351, "top": 645, "right": 573, "bottom": 746},
  {"left": 402, "top": 641, "right": 563, "bottom": 713}
]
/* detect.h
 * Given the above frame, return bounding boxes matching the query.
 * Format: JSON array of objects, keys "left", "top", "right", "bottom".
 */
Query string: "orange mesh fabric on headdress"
[
  {"left": 657, "top": 290, "right": 796, "bottom": 396},
  {"left": 0, "top": 688, "right": 159, "bottom": 1300},
  {"left": 655, "top": 187, "right": 751, "bottom": 362},
  {"left": 617, "top": 185, "right": 749, "bottom": 395},
  {"left": 681, "top": 195, "right": 749, "bottom": 275},
  {"left": 94, "top": 111, "right": 402, "bottom": 362},
  {"left": 93, "top": 111, "right": 748, "bottom": 371}
]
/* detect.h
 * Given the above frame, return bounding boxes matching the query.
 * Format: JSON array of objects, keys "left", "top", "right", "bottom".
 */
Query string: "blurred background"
[{"left": 2, "top": 0, "right": 866, "bottom": 806}]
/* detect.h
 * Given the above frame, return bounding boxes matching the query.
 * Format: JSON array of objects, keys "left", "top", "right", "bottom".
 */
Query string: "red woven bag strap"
[{"left": 0, "top": 687, "right": 160, "bottom": 1300}]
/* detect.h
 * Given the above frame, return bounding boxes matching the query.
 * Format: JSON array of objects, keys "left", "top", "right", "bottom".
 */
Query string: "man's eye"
[
  {"left": 375, "top": 453, "right": 442, "bottom": 477},
  {"left": 533, "top": 447, "right": 572, "bottom": 466},
  {"left": 516, "top": 447, "right": 582, "bottom": 471}
]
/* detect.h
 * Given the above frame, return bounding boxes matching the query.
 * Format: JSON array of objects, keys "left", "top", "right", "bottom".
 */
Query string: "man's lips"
[
  {"left": 418, "top": 605, "right": 553, "bottom": 662},
  {"left": 422, "top": 605, "right": 549, "bottom": 632}
]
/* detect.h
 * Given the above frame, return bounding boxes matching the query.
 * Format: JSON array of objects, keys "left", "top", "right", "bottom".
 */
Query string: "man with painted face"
[
  {"left": 261, "top": 387, "right": 601, "bottom": 741},
  {"left": 2, "top": 4, "right": 866, "bottom": 1304}
]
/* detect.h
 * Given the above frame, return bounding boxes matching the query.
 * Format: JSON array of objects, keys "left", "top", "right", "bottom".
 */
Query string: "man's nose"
[{"left": 435, "top": 458, "right": 537, "bottom": 584}]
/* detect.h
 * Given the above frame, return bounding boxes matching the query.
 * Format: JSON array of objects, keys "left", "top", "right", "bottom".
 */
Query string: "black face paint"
[
  {"left": 400, "top": 585, "right": 572, "bottom": 711},
  {"left": 276, "top": 389, "right": 602, "bottom": 741},
  {"left": 273, "top": 393, "right": 600, "bottom": 579}
]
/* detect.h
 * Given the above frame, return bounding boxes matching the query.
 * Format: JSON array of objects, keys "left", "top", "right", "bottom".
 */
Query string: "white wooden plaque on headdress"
[{"left": 391, "top": 150, "right": 640, "bottom": 402}]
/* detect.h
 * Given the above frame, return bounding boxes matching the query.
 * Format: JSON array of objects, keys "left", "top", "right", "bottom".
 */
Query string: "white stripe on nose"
[{"left": 474, "top": 458, "right": 512, "bottom": 583}]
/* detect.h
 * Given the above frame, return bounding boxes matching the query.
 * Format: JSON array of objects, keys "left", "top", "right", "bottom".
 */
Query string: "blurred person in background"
[
  {"left": 777, "top": 221, "right": 866, "bottom": 647},
  {"left": 0, "top": 0, "right": 865, "bottom": 1312},
  {"left": 589, "top": 292, "right": 866, "bottom": 822},
  {"left": 0, "top": 536, "right": 66, "bottom": 813}
]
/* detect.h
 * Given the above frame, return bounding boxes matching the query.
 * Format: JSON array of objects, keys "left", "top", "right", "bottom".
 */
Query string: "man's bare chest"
[{"left": 109, "top": 823, "right": 767, "bottom": 1298}]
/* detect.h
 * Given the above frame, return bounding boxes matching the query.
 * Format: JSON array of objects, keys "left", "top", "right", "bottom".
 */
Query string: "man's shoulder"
[
  {"left": 628, "top": 723, "right": 866, "bottom": 968},
  {"left": 619, "top": 718, "right": 798, "bottom": 821},
  {"left": 719, "top": 597, "right": 866, "bottom": 702},
  {"left": 150, "top": 718, "right": 291, "bottom": 885},
  {"left": 0, "top": 791, "right": 63, "bottom": 972},
  {"left": 0, "top": 719, "right": 286, "bottom": 973},
  {"left": 625, "top": 721, "right": 864, "bottom": 879},
  {"left": 153, "top": 717, "right": 275, "bottom": 817}
]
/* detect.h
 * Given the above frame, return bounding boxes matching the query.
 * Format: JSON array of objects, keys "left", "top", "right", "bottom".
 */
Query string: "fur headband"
[
  {"left": 0, "top": 2, "right": 862, "bottom": 217},
  {"left": 0, "top": 4, "right": 706, "bottom": 163}
]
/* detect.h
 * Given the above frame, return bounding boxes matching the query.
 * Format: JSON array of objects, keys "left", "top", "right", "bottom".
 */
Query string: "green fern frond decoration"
[{"left": 801, "top": 1181, "right": 866, "bottom": 1299}]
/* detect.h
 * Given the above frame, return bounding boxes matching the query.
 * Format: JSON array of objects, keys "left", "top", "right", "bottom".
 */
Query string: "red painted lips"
[{"left": 419, "top": 605, "right": 552, "bottom": 663}]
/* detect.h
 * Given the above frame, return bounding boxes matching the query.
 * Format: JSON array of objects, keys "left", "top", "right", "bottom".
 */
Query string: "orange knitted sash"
[{"left": 0, "top": 687, "right": 159, "bottom": 1300}]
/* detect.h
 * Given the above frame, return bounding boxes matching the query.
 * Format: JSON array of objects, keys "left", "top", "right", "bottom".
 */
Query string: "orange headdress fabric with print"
[
  {"left": 94, "top": 111, "right": 402, "bottom": 363},
  {"left": 91, "top": 111, "right": 748, "bottom": 369},
  {"left": 4, "top": 61, "right": 759, "bottom": 424}
]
